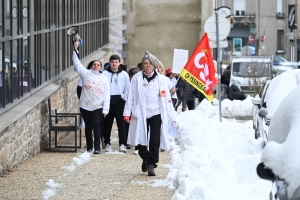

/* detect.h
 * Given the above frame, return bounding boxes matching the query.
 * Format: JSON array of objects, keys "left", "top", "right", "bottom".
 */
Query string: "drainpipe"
[{"left": 295, "top": 0, "right": 297, "bottom": 61}]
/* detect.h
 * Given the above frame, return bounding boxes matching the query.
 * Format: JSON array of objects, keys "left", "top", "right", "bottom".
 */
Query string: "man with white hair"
[{"left": 123, "top": 51, "right": 176, "bottom": 176}]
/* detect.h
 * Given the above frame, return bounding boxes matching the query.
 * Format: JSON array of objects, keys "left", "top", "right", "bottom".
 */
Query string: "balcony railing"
[
  {"left": 276, "top": 12, "right": 285, "bottom": 19},
  {"left": 232, "top": 11, "right": 256, "bottom": 18}
]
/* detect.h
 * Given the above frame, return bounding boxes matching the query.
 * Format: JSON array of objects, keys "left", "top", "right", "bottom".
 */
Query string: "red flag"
[{"left": 180, "top": 32, "right": 218, "bottom": 102}]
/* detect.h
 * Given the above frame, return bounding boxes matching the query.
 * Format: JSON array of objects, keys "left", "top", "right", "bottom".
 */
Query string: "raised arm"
[{"left": 72, "top": 41, "right": 87, "bottom": 76}]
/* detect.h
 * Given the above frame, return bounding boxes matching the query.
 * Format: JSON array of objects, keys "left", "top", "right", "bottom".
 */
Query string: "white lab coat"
[{"left": 123, "top": 71, "right": 176, "bottom": 150}]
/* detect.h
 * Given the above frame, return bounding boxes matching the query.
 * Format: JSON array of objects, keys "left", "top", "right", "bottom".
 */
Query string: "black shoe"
[
  {"left": 142, "top": 159, "right": 147, "bottom": 172},
  {"left": 93, "top": 150, "right": 100, "bottom": 154},
  {"left": 126, "top": 145, "right": 132, "bottom": 149},
  {"left": 87, "top": 149, "right": 93, "bottom": 153},
  {"left": 147, "top": 164, "right": 156, "bottom": 176}
]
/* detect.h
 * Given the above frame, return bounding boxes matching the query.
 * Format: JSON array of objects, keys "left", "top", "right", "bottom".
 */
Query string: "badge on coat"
[{"left": 160, "top": 90, "right": 166, "bottom": 97}]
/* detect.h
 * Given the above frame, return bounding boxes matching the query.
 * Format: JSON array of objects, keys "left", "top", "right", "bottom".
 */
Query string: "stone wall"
[{"left": 0, "top": 48, "right": 113, "bottom": 176}]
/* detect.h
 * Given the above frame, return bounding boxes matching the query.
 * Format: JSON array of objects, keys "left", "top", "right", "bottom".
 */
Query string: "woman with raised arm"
[{"left": 72, "top": 41, "right": 110, "bottom": 154}]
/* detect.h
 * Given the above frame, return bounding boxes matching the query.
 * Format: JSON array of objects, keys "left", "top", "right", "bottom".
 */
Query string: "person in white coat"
[
  {"left": 123, "top": 51, "right": 176, "bottom": 176},
  {"left": 73, "top": 41, "right": 110, "bottom": 154}
]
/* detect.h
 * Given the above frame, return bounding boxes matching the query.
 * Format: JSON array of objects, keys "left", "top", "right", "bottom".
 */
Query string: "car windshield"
[
  {"left": 275, "top": 56, "right": 288, "bottom": 62},
  {"left": 232, "top": 62, "right": 271, "bottom": 77}
]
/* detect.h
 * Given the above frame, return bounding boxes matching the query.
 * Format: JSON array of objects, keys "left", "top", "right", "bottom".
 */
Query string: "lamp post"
[{"left": 215, "top": 4, "right": 222, "bottom": 122}]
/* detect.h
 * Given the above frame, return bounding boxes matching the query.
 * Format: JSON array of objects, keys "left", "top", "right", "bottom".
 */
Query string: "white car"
[
  {"left": 272, "top": 55, "right": 300, "bottom": 69},
  {"left": 258, "top": 72, "right": 300, "bottom": 200},
  {"left": 251, "top": 80, "right": 271, "bottom": 146},
  {"left": 251, "top": 69, "right": 300, "bottom": 147}
]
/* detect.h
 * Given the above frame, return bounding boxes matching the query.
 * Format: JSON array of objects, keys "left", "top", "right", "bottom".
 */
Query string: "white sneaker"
[
  {"left": 105, "top": 144, "right": 112, "bottom": 152},
  {"left": 133, "top": 150, "right": 138, "bottom": 155},
  {"left": 119, "top": 144, "right": 127, "bottom": 153}
]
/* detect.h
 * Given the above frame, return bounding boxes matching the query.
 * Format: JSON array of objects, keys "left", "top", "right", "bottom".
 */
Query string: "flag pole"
[{"left": 215, "top": 4, "right": 223, "bottom": 122}]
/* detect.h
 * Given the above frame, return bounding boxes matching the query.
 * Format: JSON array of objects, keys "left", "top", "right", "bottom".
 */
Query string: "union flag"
[{"left": 180, "top": 32, "right": 218, "bottom": 102}]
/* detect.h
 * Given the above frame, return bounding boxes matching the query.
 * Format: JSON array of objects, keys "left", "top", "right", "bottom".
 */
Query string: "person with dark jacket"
[
  {"left": 220, "top": 66, "right": 230, "bottom": 100},
  {"left": 102, "top": 55, "right": 130, "bottom": 153},
  {"left": 178, "top": 79, "right": 195, "bottom": 111},
  {"left": 174, "top": 76, "right": 185, "bottom": 111}
]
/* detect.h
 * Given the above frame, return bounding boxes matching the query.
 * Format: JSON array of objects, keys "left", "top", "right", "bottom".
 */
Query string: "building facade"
[
  {"left": 0, "top": 0, "right": 124, "bottom": 175},
  {"left": 217, "top": 0, "right": 299, "bottom": 64},
  {"left": 1, "top": 0, "right": 216, "bottom": 175},
  {"left": 122, "top": 0, "right": 214, "bottom": 70}
]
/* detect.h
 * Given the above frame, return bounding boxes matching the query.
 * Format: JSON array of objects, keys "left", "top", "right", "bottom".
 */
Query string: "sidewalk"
[{"left": 0, "top": 122, "right": 174, "bottom": 200}]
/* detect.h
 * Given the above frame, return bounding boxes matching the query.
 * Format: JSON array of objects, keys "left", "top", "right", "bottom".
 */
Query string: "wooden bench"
[{"left": 48, "top": 98, "right": 82, "bottom": 152}]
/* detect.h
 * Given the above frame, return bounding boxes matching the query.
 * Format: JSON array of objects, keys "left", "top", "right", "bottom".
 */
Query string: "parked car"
[
  {"left": 251, "top": 80, "right": 271, "bottom": 146},
  {"left": 257, "top": 73, "right": 300, "bottom": 200},
  {"left": 272, "top": 55, "right": 300, "bottom": 69},
  {"left": 229, "top": 55, "right": 272, "bottom": 100},
  {"left": 251, "top": 69, "right": 300, "bottom": 147},
  {"left": 275, "top": 66, "right": 294, "bottom": 75}
]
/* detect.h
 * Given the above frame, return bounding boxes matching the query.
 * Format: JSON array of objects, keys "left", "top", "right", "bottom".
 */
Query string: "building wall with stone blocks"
[{"left": 0, "top": 48, "right": 113, "bottom": 176}]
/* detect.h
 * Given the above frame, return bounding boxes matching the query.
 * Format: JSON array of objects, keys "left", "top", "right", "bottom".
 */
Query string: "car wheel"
[{"left": 255, "top": 123, "right": 260, "bottom": 139}]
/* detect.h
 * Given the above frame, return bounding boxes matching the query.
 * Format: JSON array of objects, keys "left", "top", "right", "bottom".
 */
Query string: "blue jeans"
[{"left": 172, "top": 98, "right": 177, "bottom": 107}]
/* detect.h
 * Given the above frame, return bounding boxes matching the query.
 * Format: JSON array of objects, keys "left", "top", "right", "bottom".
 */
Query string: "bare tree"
[{"left": 232, "top": 57, "right": 273, "bottom": 96}]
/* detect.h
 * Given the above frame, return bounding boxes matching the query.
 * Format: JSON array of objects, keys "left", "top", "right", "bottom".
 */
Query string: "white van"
[{"left": 229, "top": 55, "right": 273, "bottom": 100}]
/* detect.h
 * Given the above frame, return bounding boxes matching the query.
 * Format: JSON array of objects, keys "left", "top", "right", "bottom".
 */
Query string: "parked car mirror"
[
  {"left": 251, "top": 97, "right": 262, "bottom": 105},
  {"left": 258, "top": 108, "right": 268, "bottom": 118}
]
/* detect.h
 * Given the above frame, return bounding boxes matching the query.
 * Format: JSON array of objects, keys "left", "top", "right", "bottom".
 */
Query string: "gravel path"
[{"left": 0, "top": 123, "right": 174, "bottom": 200}]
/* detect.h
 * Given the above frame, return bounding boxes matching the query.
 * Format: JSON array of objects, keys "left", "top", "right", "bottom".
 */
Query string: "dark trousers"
[
  {"left": 175, "top": 97, "right": 183, "bottom": 111},
  {"left": 80, "top": 108, "right": 103, "bottom": 151},
  {"left": 125, "top": 119, "right": 129, "bottom": 144},
  {"left": 103, "top": 100, "right": 127, "bottom": 145},
  {"left": 186, "top": 100, "right": 195, "bottom": 110},
  {"left": 138, "top": 114, "right": 161, "bottom": 167}
]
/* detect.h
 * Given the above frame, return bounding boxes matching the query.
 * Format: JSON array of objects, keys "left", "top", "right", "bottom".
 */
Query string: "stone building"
[
  {"left": 122, "top": 0, "right": 214, "bottom": 70},
  {"left": 216, "top": 0, "right": 300, "bottom": 63},
  {"left": 0, "top": 0, "right": 123, "bottom": 175},
  {"left": 0, "top": 0, "right": 216, "bottom": 175}
]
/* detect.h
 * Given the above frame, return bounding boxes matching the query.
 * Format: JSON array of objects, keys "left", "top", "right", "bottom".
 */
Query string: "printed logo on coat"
[{"left": 160, "top": 90, "right": 166, "bottom": 97}]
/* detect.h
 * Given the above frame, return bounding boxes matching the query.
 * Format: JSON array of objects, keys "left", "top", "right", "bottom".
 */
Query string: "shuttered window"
[{"left": 277, "top": 30, "right": 284, "bottom": 50}]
